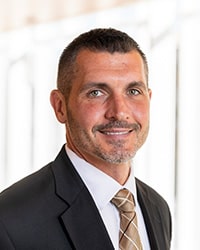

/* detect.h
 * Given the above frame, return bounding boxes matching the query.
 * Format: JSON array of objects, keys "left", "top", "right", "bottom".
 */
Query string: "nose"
[{"left": 105, "top": 95, "right": 130, "bottom": 121}]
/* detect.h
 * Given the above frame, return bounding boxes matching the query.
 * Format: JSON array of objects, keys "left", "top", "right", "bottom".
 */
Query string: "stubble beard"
[
  {"left": 98, "top": 128, "right": 149, "bottom": 164},
  {"left": 66, "top": 107, "right": 149, "bottom": 164}
]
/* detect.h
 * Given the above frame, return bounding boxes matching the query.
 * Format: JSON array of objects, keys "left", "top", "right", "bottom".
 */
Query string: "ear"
[
  {"left": 148, "top": 88, "right": 152, "bottom": 99},
  {"left": 50, "top": 90, "right": 67, "bottom": 123}
]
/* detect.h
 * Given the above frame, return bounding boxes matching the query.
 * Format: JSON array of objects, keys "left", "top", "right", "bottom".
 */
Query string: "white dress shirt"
[{"left": 65, "top": 145, "right": 150, "bottom": 250}]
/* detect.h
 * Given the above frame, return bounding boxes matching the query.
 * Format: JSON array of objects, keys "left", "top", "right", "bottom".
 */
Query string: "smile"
[{"left": 100, "top": 130, "right": 133, "bottom": 135}]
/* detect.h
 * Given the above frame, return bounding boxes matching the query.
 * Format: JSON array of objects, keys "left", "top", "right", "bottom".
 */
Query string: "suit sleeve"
[{"left": 0, "top": 220, "right": 15, "bottom": 249}]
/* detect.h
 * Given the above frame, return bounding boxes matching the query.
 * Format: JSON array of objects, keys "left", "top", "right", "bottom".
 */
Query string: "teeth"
[{"left": 103, "top": 131, "right": 129, "bottom": 135}]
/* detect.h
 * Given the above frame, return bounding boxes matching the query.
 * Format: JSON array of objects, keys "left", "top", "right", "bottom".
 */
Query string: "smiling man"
[{"left": 0, "top": 28, "right": 172, "bottom": 250}]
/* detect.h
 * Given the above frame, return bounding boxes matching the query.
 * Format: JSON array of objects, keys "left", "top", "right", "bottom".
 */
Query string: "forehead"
[
  {"left": 76, "top": 49, "right": 144, "bottom": 67},
  {"left": 75, "top": 49, "right": 146, "bottom": 82}
]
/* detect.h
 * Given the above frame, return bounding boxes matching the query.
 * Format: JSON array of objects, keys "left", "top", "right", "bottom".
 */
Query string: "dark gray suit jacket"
[{"left": 0, "top": 146, "right": 172, "bottom": 249}]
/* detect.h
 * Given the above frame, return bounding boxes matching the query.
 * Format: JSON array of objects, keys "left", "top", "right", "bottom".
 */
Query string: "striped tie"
[{"left": 111, "top": 189, "right": 143, "bottom": 250}]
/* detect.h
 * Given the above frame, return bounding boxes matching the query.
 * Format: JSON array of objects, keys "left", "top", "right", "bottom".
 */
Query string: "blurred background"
[{"left": 0, "top": 0, "right": 200, "bottom": 249}]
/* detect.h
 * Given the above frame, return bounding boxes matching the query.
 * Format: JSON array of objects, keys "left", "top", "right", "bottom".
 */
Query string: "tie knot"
[{"left": 111, "top": 189, "right": 135, "bottom": 213}]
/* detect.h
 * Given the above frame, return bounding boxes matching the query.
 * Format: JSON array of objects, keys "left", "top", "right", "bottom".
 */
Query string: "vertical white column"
[
  {"left": 176, "top": 15, "right": 200, "bottom": 250},
  {"left": 5, "top": 59, "right": 33, "bottom": 186}
]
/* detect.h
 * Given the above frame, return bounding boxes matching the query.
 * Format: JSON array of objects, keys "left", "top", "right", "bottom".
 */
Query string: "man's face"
[{"left": 65, "top": 49, "right": 151, "bottom": 167}]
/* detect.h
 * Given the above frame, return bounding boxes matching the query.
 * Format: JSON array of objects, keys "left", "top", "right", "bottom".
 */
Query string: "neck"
[
  {"left": 94, "top": 162, "right": 131, "bottom": 185},
  {"left": 66, "top": 143, "right": 132, "bottom": 185}
]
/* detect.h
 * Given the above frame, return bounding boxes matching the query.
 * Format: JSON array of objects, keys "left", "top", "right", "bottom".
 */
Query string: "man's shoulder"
[
  {"left": 0, "top": 146, "right": 67, "bottom": 207},
  {"left": 136, "top": 178, "right": 170, "bottom": 210},
  {"left": 0, "top": 162, "right": 54, "bottom": 213},
  {"left": 136, "top": 178, "right": 172, "bottom": 246}
]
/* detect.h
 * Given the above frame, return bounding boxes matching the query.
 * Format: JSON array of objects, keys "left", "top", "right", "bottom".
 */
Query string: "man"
[{"left": 0, "top": 28, "right": 171, "bottom": 249}]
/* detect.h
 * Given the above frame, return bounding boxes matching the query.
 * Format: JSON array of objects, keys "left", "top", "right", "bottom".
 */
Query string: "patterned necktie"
[{"left": 111, "top": 189, "right": 143, "bottom": 250}]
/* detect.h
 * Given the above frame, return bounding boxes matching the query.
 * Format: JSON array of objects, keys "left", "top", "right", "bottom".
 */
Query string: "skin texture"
[{"left": 50, "top": 49, "right": 152, "bottom": 185}]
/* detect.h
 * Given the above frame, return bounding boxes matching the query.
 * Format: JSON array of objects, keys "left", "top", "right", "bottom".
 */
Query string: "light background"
[{"left": 0, "top": 0, "right": 200, "bottom": 249}]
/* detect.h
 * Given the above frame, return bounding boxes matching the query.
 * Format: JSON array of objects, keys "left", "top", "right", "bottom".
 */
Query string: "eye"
[
  {"left": 128, "top": 89, "right": 140, "bottom": 96},
  {"left": 88, "top": 89, "right": 103, "bottom": 98}
]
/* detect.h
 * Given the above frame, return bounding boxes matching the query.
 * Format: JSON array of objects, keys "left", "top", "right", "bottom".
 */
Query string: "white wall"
[{"left": 1, "top": 1, "right": 200, "bottom": 249}]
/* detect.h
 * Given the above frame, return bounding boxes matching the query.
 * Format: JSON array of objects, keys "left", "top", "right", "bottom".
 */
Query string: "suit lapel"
[
  {"left": 136, "top": 179, "right": 163, "bottom": 250},
  {"left": 51, "top": 146, "right": 114, "bottom": 250},
  {"left": 61, "top": 188, "right": 114, "bottom": 250}
]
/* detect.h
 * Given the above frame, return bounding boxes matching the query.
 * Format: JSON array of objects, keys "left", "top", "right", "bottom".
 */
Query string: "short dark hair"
[{"left": 57, "top": 28, "right": 148, "bottom": 100}]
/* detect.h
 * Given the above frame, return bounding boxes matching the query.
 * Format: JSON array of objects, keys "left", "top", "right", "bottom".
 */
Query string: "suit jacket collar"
[
  {"left": 51, "top": 146, "right": 169, "bottom": 250},
  {"left": 51, "top": 146, "right": 114, "bottom": 250},
  {"left": 136, "top": 178, "right": 168, "bottom": 250}
]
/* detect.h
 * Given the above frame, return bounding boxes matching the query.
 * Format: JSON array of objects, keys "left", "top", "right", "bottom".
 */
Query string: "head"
[
  {"left": 57, "top": 28, "right": 149, "bottom": 102},
  {"left": 51, "top": 28, "right": 151, "bottom": 178}
]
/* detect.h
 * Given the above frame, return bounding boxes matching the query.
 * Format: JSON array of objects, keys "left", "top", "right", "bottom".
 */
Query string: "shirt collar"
[{"left": 65, "top": 145, "right": 137, "bottom": 210}]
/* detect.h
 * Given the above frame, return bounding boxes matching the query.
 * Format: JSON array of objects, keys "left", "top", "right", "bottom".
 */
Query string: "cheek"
[
  {"left": 75, "top": 103, "right": 104, "bottom": 128},
  {"left": 132, "top": 102, "right": 150, "bottom": 123}
]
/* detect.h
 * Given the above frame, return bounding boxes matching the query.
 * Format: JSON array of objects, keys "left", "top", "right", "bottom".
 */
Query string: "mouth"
[
  {"left": 93, "top": 121, "right": 140, "bottom": 138},
  {"left": 99, "top": 129, "right": 133, "bottom": 136}
]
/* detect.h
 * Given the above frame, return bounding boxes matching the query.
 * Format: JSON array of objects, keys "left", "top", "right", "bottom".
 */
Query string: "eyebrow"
[
  {"left": 79, "top": 81, "right": 147, "bottom": 93},
  {"left": 79, "top": 82, "right": 109, "bottom": 92},
  {"left": 127, "top": 81, "right": 147, "bottom": 90}
]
